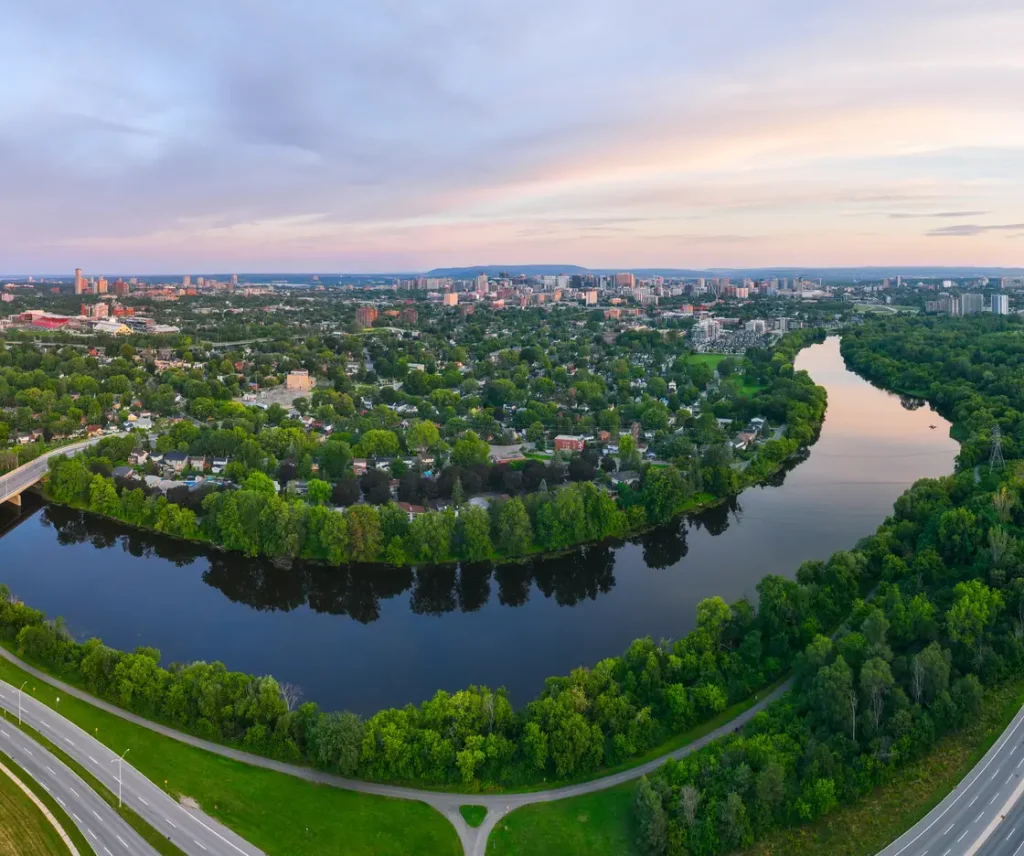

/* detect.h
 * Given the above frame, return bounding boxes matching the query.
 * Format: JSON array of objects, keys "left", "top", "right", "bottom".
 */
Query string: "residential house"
[
  {"left": 164, "top": 451, "right": 189, "bottom": 472},
  {"left": 397, "top": 501, "right": 426, "bottom": 520}
]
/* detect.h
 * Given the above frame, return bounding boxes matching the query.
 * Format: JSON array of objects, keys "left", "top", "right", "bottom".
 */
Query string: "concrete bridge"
[{"left": 0, "top": 436, "right": 117, "bottom": 509}]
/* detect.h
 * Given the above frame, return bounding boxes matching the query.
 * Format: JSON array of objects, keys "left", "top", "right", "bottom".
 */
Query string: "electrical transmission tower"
[{"left": 990, "top": 425, "right": 1005, "bottom": 470}]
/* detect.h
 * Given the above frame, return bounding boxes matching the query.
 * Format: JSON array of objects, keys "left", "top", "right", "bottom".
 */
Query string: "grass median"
[
  {"left": 0, "top": 753, "right": 82, "bottom": 856},
  {"left": 0, "top": 658, "right": 460, "bottom": 856}
]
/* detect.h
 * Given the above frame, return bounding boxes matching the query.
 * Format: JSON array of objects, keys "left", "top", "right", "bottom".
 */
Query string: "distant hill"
[
  {"left": 425, "top": 264, "right": 591, "bottom": 278},
  {"left": 425, "top": 264, "right": 1024, "bottom": 282}
]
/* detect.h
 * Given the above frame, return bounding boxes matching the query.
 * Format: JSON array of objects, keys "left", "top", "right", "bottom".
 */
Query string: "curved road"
[
  {"left": 0, "top": 647, "right": 789, "bottom": 855},
  {"left": 877, "top": 701, "right": 1024, "bottom": 856},
  {"left": 0, "top": 716, "right": 158, "bottom": 855},
  {"left": 0, "top": 434, "right": 130, "bottom": 507},
  {"left": 0, "top": 679, "right": 264, "bottom": 856}
]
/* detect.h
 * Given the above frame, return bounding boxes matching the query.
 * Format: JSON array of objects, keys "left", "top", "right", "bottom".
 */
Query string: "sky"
[{"left": 3, "top": 0, "right": 1024, "bottom": 274}]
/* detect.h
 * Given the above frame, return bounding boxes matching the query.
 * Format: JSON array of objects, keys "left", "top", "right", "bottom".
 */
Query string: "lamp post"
[
  {"left": 111, "top": 748, "right": 130, "bottom": 807},
  {"left": 17, "top": 681, "right": 27, "bottom": 725}
]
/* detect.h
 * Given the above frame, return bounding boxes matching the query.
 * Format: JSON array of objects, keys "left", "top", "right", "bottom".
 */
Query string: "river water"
[{"left": 0, "top": 338, "right": 958, "bottom": 715}]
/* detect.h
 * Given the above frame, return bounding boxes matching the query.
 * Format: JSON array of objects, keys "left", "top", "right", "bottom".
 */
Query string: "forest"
[{"left": 631, "top": 314, "right": 1024, "bottom": 855}]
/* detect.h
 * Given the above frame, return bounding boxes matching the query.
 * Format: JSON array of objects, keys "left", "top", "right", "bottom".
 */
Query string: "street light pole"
[
  {"left": 17, "top": 681, "right": 27, "bottom": 725},
  {"left": 110, "top": 748, "right": 130, "bottom": 807}
]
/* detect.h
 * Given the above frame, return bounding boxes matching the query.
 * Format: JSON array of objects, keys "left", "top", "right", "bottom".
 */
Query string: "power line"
[{"left": 990, "top": 425, "right": 1005, "bottom": 470}]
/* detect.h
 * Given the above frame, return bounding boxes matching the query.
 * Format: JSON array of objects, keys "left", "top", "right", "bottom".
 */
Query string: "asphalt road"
[
  {"left": 0, "top": 680, "right": 264, "bottom": 856},
  {"left": 877, "top": 701, "right": 1024, "bottom": 856},
  {"left": 0, "top": 715, "right": 158, "bottom": 856},
  {"left": 0, "top": 434, "right": 127, "bottom": 506},
  {"left": 978, "top": 794, "right": 1024, "bottom": 856},
  {"left": 0, "top": 647, "right": 792, "bottom": 856}
]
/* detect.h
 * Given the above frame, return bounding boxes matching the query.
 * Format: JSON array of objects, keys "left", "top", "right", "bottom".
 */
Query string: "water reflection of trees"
[{"left": 40, "top": 507, "right": 623, "bottom": 623}]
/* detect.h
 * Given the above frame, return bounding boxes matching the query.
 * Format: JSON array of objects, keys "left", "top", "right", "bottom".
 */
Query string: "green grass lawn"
[
  {"left": 487, "top": 785, "right": 638, "bottom": 856},
  {"left": 460, "top": 805, "right": 488, "bottom": 827},
  {"left": 687, "top": 353, "right": 727, "bottom": 368},
  {"left": 0, "top": 658, "right": 460, "bottom": 856},
  {"left": 0, "top": 755, "right": 77, "bottom": 856},
  {"left": 736, "top": 381, "right": 766, "bottom": 396}
]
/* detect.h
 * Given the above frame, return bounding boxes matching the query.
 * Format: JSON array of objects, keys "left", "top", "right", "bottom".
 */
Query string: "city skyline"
[{"left": 4, "top": 1, "right": 1024, "bottom": 272}]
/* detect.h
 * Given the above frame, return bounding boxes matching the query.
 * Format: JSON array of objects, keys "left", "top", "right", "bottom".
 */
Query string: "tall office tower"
[
  {"left": 74, "top": 268, "right": 85, "bottom": 295},
  {"left": 96, "top": 276, "right": 108, "bottom": 294}
]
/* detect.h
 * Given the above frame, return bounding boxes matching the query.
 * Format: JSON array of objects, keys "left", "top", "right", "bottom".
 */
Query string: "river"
[{"left": 0, "top": 337, "right": 958, "bottom": 716}]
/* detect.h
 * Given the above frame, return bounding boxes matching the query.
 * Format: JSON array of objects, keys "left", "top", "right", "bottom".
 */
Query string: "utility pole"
[
  {"left": 111, "top": 748, "right": 130, "bottom": 807},
  {"left": 991, "top": 425, "right": 1005, "bottom": 470}
]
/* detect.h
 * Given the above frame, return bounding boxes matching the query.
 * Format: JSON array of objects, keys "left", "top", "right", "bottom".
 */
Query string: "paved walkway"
[{"left": 0, "top": 647, "right": 791, "bottom": 855}]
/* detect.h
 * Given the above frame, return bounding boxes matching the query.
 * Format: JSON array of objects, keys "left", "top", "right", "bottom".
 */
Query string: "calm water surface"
[{"left": 0, "top": 338, "right": 958, "bottom": 715}]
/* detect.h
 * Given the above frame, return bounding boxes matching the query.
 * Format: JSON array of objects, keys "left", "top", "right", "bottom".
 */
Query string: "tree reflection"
[
  {"left": 410, "top": 565, "right": 458, "bottom": 616},
  {"left": 494, "top": 563, "right": 532, "bottom": 607},
  {"left": 636, "top": 518, "right": 689, "bottom": 569},
  {"left": 533, "top": 545, "right": 616, "bottom": 606},
  {"left": 457, "top": 563, "right": 492, "bottom": 613},
  {"left": 690, "top": 495, "right": 740, "bottom": 537},
  {"left": 40, "top": 505, "right": 628, "bottom": 622}
]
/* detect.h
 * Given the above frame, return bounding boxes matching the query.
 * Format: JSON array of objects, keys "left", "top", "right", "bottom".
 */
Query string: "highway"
[
  {"left": 877, "top": 702, "right": 1024, "bottom": 856},
  {"left": 0, "top": 680, "right": 264, "bottom": 856},
  {"left": 0, "top": 716, "right": 157, "bottom": 855}
]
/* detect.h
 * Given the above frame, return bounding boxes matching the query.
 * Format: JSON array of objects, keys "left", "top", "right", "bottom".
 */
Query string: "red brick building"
[{"left": 554, "top": 435, "right": 586, "bottom": 453}]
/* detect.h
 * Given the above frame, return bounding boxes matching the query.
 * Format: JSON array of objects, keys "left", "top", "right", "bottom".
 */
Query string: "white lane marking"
[
  {"left": 21, "top": 747, "right": 32, "bottom": 756},
  {"left": 1019, "top": 757, "right": 1024, "bottom": 769},
  {"left": 56, "top": 797, "right": 65, "bottom": 808},
  {"left": 889, "top": 708, "right": 1024, "bottom": 856},
  {"left": 138, "top": 797, "right": 148, "bottom": 806},
  {"left": 943, "top": 850, "right": 950, "bottom": 856},
  {"left": 88, "top": 756, "right": 98, "bottom": 765},
  {"left": 1013, "top": 745, "right": 1019, "bottom": 755},
  {"left": 88, "top": 829, "right": 97, "bottom": 841},
  {"left": 41, "top": 783, "right": 50, "bottom": 792},
  {"left": 0, "top": 730, "right": 8, "bottom": 737},
  {"left": 970, "top": 795, "right": 979, "bottom": 807},
  {"left": 104, "top": 848, "right": 113, "bottom": 856},
  {"left": 943, "top": 824, "right": 955, "bottom": 834},
  {"left": 64, "top": 738, "right": 74, "bottom": 747},
  {"left": 194, "top": 841, "right": 207, "bottom": 852},
  {"left": 165, "top": 818, "right": 177, "bottom": 828},
  {"left": 69, "top": 787, "right": 79, "bottom": 798},
  {"left": 1013, "top": 842, "right": 1024, "bottom": 856},
  {"left": 46, "top": 766, "right": 55, "bottom": 776},
  {"left": 991, "top": 794, "right": 1000, "bottom": 805},
  {"left": 958, "top": 829, "right": 969, "bottom": 842},
  {"left": 176, "top": 804, "right": 253, "bottom": 856},
  {"left": 92, "top": 810, "right": 102, "bottom": 822},
  {"left": 976, "top": 811, "right": 985, "bottom": 823},
  {"left": 116, "top": 835, "right": 126, "bottom": 847},
  {"left": 73, "top": 813, "right": 82, "bottom": 822}
]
